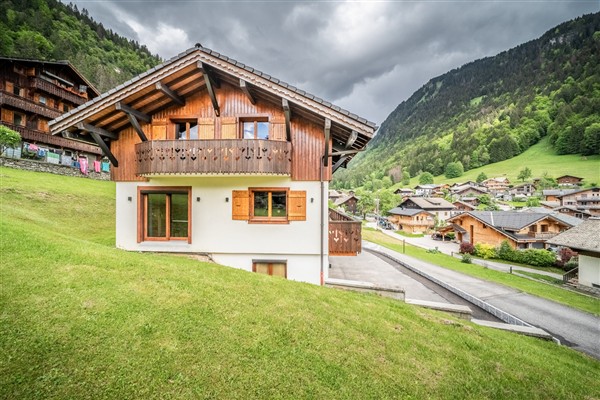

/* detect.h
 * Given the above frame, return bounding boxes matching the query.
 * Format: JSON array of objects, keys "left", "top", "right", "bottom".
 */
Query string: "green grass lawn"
[
  {"left": 1, "top": 167, "right": 600, "bottom": 399},
  {"left": 394, "top": 230, "right": 425, "bottom": 238},
  {"left": 362, "top": 229, "right": 600, "bottom": 316}
]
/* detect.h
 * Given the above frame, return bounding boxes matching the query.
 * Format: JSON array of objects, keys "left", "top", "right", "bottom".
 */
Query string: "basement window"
[{"left": 253, "top": 260, "right": 287, "bottom": 278}]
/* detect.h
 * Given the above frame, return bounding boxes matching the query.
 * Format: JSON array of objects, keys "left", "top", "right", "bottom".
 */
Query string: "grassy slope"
[
  {"left": 1, "top": 167, "right": 599, "bottom": 399},
  {"left": 396, "top": 137, "right": 600, "bottom": 188},
  {"left": 362, "top": 229, "right": 600, "bottom": 316}
]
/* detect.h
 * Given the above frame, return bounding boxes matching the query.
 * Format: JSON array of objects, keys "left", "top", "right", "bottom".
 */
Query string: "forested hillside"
[
  {"left": 335, "top": 12, "right": 600, "bottom": 189},
  {"left": 0, "top": 0, "right": 161, "bottom": 92}
]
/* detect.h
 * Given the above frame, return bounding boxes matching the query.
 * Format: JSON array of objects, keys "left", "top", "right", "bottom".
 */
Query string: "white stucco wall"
[
  {"left": 115, "top": 176, "right": 328, "bottom": 284},
  {"left": 578, "top": 254, "right": 600, "bottom": 289}
]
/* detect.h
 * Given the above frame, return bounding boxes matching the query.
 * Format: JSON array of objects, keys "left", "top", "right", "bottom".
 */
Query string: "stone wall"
[{"left": 0, "top": 156, "right": 111, "bottom": 181}]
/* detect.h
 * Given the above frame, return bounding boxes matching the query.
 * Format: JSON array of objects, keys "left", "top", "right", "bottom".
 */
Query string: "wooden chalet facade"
[
  {"left": 387, "top": 208, "right": 434, "bottom": 234},
  {"left": 0, "top": 57, "right": 102, "bottom": 162},
  {"left": 481, "top": 177, "right": 510, "bottom": 194},
  {"left": 444, "top": 211, "right": 578, "bottom": 249},
  {"left": 556, "top": 187, "right": 600, "bottom": 217},
  {"left": 49, "top": 45, "right": 376, "bottom": 285},
  {"left": 556, "top": 175, "right": 583, "bottom": 186}
]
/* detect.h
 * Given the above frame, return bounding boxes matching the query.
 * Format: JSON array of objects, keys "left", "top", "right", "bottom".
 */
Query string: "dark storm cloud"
[{"left": 67, "top": 1, "right": 599, "bottom": 124}]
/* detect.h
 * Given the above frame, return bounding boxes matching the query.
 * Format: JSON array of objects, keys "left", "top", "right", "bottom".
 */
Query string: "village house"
[
  {"left": 414, "top": 184, "right": 440, "bottom": 197},
  {"left": 387, "top": 208, "right": 434, "bottom": 234},
  {"left": 509, "top": 182, "right": 536, "bottom": 197},
  {"left": 451, "top": 183, "right": 488, "bottom": 198},
  {"left": 556, "top": 187, "right": 600, "bottom": 216},
  {"left": 553, "top": 206, "right": 592, "bottom": 220},
  {"left": 396, "top": 196, "right": 455, "bottom": 222},
  {"left": 49, "top": 45, "right": 376, "bottom": 285},
  {"left": 556, "top": 175, "right": 584, "bottom": 186},
  {"left": 481, "top": 177, "right": 510, "bottom": 194},
  {"left": 542, "top": 188, "right": 577, "bottom": 202},
  {"left": 443, "top": 211, "right": 581, "bottom": 249},
  {"left": 394, "top": 187, "right": 414, "bottom": 197},
  {"left": 452, "top": 199, "right": 476, "bottom": 213},
  {"left": 333, "top": 191, "right": 359, "bottom": 214},
  {"left": 547, "top": 218, "right": 600, "bottom": 291},
  {"left": 1, "top": 57, "right": 103, "bottom": 167}
]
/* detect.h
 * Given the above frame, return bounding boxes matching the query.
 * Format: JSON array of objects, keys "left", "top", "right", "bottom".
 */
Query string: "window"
[
  {"left": 175, "top": 120, "right": 199, "bottom": 140},
  {"left": 252, "top": 190, "right": 287, "bottom": 220},
  {"left": 242, "top": 118, "right": 269, "bottom": 140},
  {"left": 541, "top": 224, "right": 548, "bottom": 232},
  {"left": 232, "top": 189, "right": 306, "bottom": 223},
  {"left": 39, "top": 95, "right": 47, "bottom": 105},
  {"left": 63, "top": 104, "right": 69, "bottom": 113},
  {"left": 13, "top": 85, "right": 21, "bottom": 96},
  {"left": 13, "top": 113, "right": 24, "bottom": 126},
  {"left": 138, "top": 187, "right": 191, "bottom": 242},
  {"left": 253, "top": 261, "right": 287, "bottom": 278}
]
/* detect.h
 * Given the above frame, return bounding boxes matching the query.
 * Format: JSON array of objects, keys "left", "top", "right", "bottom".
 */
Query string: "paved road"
[{"left": 358, "top": 240, "right": 600, "bottom": 359}]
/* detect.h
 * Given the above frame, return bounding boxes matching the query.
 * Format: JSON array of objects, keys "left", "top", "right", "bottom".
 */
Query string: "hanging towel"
[
  {"left": 79, "top": 158, "right": 88, "bottom": 175},
  {"left": 101, "top": 162, "right": 110, "bottom": 172},
  {"left": 93, "top": 160, "right": 101, "bottom": 173},
  {"left": 29, "top": 144, "right": 38, "bottom": 152}
]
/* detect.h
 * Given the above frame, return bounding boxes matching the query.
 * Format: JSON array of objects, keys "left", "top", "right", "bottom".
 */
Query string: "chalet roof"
[
  {"left": 547, "top": 219, "right": 600, "bottom": 253},
  {"left": 542, "top": 189, "right": 577, "bottom": 196},
  {"left": 414, "top": 184, "right": 439, "bottom": 189},
  {"left": 403, "top": 197, "right": 455, "bottom": 210},
  {"left": 511, "top": 182, "right": 536, "bottom": 189},
  {"left": 388, "top": 208, "right": 433, "bottom": 217},
  {"left": 328, "top": 190, "right": 343, "bottom": 198},
  {"left": 452, "top": 184, "right": 488, "bottom": 194},
  {"left": 49, "top": 45, "right": 376, "bottom": 168},
  {"left": 334, "top": 194, "right": 359, "bottom": 206},
  {"left": 553, "top": 206, "right": 592, "bottom": 216},
  {"left": 556, "top": 175, "right": 583, "bottom": 180},
  {"left": 394, "top": 187, "right": 414, "bottom": 194},
  {"left": 464, "top": 211, "right": 581, "bottom": 231},
  {"left": 554, "top": 187, "right": 599, "bottom": 198},
  {"left": 0, "top": 56, "right": 100, "bottom": 97},
  {"left": 453, "top": 200, "right": 476, "bottom": 209}
]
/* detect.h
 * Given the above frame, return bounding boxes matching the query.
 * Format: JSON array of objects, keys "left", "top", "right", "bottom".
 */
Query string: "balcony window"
[
  {"left": 175, "top": 120, "right": 199, "bottom": 140},
  {"left": 242, "top": 118, "right": 269, "bottom": 140},
  {"left": 138, "top": 187, "right": 191, "bottom": 242},
  {"left": 39, "top": 96, "right": 47, "bottom": 105},
  {"left": 13, "top": 113, "right": 25, "bottom": 126}
]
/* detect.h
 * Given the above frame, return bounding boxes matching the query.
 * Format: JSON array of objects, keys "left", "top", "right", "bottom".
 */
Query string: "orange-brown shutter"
[
  {"left": 198, "top": 117, "right": 215, "bottom": 139},
  {"left": 232, "top": 190, "right": 250, "bottom": 220},
  {"left": 288, "top": 191, "right": 306, "bottom": 221},
  {"left": 221, "top": 117, "right": 238, "bottom": 139},
  {"left": 271, "top": 116, "right": 286, "bottom": 141},
  {"left": 5, "top": 81, "right": 13, "bottom": 93},
  {"left": 2, "top": 109, "right": 14, "bottom": 123},
  {"left": 38, "top": 119, "right": 49, "bottom": 132}
]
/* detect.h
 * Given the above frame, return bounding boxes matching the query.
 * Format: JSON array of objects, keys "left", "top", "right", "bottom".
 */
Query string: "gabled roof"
[
  {"left": 452, "top": 211, "right": 580, "bottom": 231},
  {"left": 547, "top": 218, "right": 600, "bottom": 253},
  {"left": 0, "top": 56, "right": 100, "bottom": 97},
  {"left": 554, "top": 187, "right": 599, "bottom": 198},
  {"left": 452, "top": 184, "right": 488, "bottom": 194},
  {"left": 554, "top": 206, "right": 592, "bottom": 216},
  {"left": 402, "top": 197, "right": 455, "bottom": 210},
  {"left": 414, "top": 184, "right": 439, "bottom": 189},
  {"left": 542, "top": 189, "right": 577, "bottom": 196},
  {"left": 388, "top": 208, "right": 433, "bottom": 217},
  {"left": 556, "top": 175, "right": 583, "bottom": 180},
  {"left": 453, "top": 200, "right": 476, "bottom": 210},
  {"left": 334, "top": 194, "right": 359, "bottom": 206},
  {"left": 49, "top": 45, "right": 376, "bottom": 166}
]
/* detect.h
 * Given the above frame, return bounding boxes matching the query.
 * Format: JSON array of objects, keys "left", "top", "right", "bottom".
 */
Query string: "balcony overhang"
[{"left": 135, "top": 139, "right": 291, "bottom": 176}]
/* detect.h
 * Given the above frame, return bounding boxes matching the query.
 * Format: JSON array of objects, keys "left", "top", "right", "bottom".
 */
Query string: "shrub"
[
  {"left": 520, "top": 249, "right": 557, "bottom": 267},
  {"left": 564, "top": 258, "right": 579, "bottom": 271},
  {"left": 459, "top": 242, "right": 474, "bottom": 254},
  {"left": 558, "top": 247, "right": 578, "bottom": 264},
  {"left": 461, "top": 253, "right": 473, "bottom": 264},
  {"left": 474, "top": 243, "right": 497, "bottom": 259},
  {"left": 497, "top": 240, "right": 518, "bottom": 261}
]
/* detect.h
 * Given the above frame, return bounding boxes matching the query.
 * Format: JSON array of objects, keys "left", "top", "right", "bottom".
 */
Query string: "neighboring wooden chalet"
[
  {"left": 547, "top": 218, "right": 600, "bottom": 290},
  {"left": 397, "top": 197, "right": 455, "bottom": 222},
  {"left": 509, "top": 183, "right": 536, "bottom": 197},
  {"left": 49, "top": 45, "right": 376, "bottom": 285},
  {"left": 414, "top": 184, "right": 439, "bottom": 197},
  {"left": 481, "top": 177, "right": 510, "bottom": 193},
  {"left": 451, "top": 184, "right": 488, "bottom": 198},
  {"left": 444, "top": 211, "right": 580, "bottom": 249},
  {"left": 556, "top": 175, "right": 583, "bottom": 186},
  {"left": 553, "top": 206, "right": 592, "bottom": 220},
  {"left": 387, "top": 208, "right": 434, "bottom": 234},
  {"left": 333, "top": 192, "right": 359, "bottom": 213},
  {"left": 0, "top": 57, "right": 102, "bottom": 165},
  {"left": 453, "top": 200, "right": 476, "bottom": 212},
  {"left": 542, "top": 188, "right": 577, "bottom": 202},
  {"left": 556, "top": 187, "right": 600, "bottom": 217},
  {"left": 394, "top": 187, "right": 414, "bottom": 196}
]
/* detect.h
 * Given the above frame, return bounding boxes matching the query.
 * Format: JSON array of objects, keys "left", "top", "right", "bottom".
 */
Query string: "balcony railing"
[
  {"left": 135, "top": 139, "right": 291, "bottom": 176},
  {"left": 527, "top": 231, "right": 557, "bottom": 239},
  {"left": 329, "top": 209, "right": 362, "bottom": 256},
  {"left": 29, "top": 77, "right": 88, "bottom": 105},
  {"left": 0, "top": 91, "right": 61, "bottom": 119},
  {"left": 4, "top": 123, "right": 102, "bottom": 155}
]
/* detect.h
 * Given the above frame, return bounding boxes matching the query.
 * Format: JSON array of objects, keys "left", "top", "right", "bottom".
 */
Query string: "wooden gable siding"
[
  {"left": 453, "top": 214, "right": 517, "bottom": 247},
  {"left": 110, "top": 81, "right": 331, "bottom": 182}
]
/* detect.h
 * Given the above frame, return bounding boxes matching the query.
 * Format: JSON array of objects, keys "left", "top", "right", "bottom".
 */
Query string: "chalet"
[
  {"left": 49, "top": 45, "right": 376, "bottom": 285},
  {"left": 553, "top": 206, "right": 592, "bottom": 220},
  {"left": 547, "top": 218, "right": 600, "bottom": 290},
  {"left": 453, "top": 200, "right": 476, "bottom": 212},
  {"left": 481, "top": 177, "right": 510, "bottom": 194},
  {"left": 509, "top": 183, "right": 536, "bottom": 197},
  {"left": 556, "top": 175, "right": 584, "bottom": 186},
  {"left": 444, "top": 211, "right": 580, "bottom": 249},
  {"left": 387, "top": 208, "right": 434, "bottom": 234},
  {"left": 450, "top": 181, "right": 479, "bottom": 189},
  {"left": 394, "top": 187, "right": 414, "bottom": 196},
  {"left": 556, "top": 187, "right": 600, "bottom": 216},
  {"left": 333, "top": 192, "right": 359, "bottom": 214},
  {"left": 328, "top": 190, "right": 343, "bottom": 202},
  {"left": 542, "top": 188, "right": 577, "bottom": 202},
  {"left": 451, "top": 184, "right": 488, "bottom": 198},
  {"left": 0, "top": 57, "right": 103, "bottom": 166},
  {"left": 414, "top": 184, "right": 439, "bottom": 197},
  {"left": 397, "top": 197, "right": 455, "bottom": 222}
]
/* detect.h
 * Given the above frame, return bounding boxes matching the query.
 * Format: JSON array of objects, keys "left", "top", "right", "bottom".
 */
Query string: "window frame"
[
  {"left": 249, "top": 187, "right": 290, "bottom": 224},
  {"left": 252, "top": 260, "right": 287, "bottom": 278},
  {"left": 240, "top": 116, "right": 269, "bottom": 140},
  {"left": 137, "top": 186, "right": 192, "bottom": 243}
]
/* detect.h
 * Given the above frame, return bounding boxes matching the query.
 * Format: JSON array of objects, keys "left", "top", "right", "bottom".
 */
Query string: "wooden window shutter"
[
  {"left": 232, "top": 190, "right": 250, "bottom": 220},
  {"left": 221, "top": 117, "right": 238, "bottom": 139},
  {"left": 5, "top": 81, "right": 13, "bottom": 93},
  {"left": 2, "top": 109, "right": 14, "bottom": 123},
  {"left": 198, "top": 117, "right": 215, "bottom": 139},
  {"left": 270, "top": 116, "right": 286, "bottom": 141},
  {"left": 288, "top": 191, "right": 306, "bottom": 221}
]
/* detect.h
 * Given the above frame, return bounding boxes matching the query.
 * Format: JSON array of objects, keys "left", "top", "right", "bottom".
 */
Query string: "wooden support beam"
[
  {"left": 332, "top": 155, "right": 349, "bottom": 173},
  {"left": 345, "top": 130, "right": 358, "bottom": 149},
  {"left": 76, "top": 122, "right": 118, "bottom": 139},
  {"left": 87, "top": 130, "right": 118, "bottom": 167},
  {"left": 239, "top": 79, "right": 255, "bottom": 105},
  {"left": 115, "top": 102, "right": 151, "bottom": 123},
  {"left": 323, "top": 118, "right": 331, "bottom": 167},
  {"left": 126, "top": 113, "right": 148, "bottom": 142},
  {"left": 282, "top": 99, "right": 292, "bottom": 142},
  {"left": 155, "top": 82, "right": 185, "bottom": 106},
  {"left": 198, "top": 62, "right": 220, "bottom": 116}
]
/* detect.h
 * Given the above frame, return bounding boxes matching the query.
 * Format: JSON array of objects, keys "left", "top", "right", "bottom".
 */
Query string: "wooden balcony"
[
  {"left": 3, "top": 123, "right": 102, "bottom": 155},
  {"left": 0, "top": 91, "right": 61, "bottom": 119},
  {"left": 135, "top": 139, "right": 292, "bottom": 176},
  {"left": 527, "top": 231, "right": 557, "bottom": 239},
  {"left": 329, "top": 209, "right": 362, "bottom": 256},
  {"left": 29, "top": 77, "right": 88, "bottom": 105}
]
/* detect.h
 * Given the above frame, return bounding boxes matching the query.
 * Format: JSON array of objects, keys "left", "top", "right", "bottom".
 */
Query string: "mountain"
[
  {"left": 0, "top": 0, "right": 161, "bottom": 92},
  {"left": 335, "top": 13, "right": 600, "bottom": 189}
]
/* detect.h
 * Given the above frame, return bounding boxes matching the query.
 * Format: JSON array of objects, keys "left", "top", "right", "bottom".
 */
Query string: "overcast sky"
[{"left": 67, "top": 0, "right": 598, "bottom": 125}]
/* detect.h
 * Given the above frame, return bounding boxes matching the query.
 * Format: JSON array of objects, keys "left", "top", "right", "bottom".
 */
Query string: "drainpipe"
[{"left": 321, "top": 119, "right": 331, "bottom": 286}]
